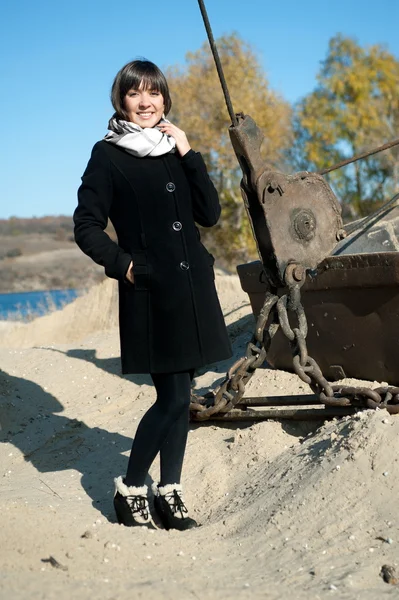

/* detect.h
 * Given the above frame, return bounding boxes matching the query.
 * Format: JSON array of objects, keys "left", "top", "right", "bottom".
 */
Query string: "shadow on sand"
[
  {"left": 0, "top": 368, "right": 142, "bottom": 520},
  {"left": 43, "top": 311, "right": 255, "bottom": 385}
]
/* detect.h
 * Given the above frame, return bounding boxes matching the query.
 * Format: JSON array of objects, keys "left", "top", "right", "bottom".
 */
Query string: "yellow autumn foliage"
[
  {"left": 167, "top": 33, "right": 292, "bottom": 267},
  {"left": 293, "top": 35, "right": 399, "bottom": 219}
]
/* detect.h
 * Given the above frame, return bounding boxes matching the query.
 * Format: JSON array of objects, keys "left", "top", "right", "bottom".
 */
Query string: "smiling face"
[{"left": 123, "top": 83, "right": 165, "bottom": 128}]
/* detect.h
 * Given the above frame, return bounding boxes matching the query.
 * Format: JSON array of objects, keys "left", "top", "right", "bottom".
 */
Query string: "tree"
[
  {"left": 167, "top": 34, "right": 292, "bottom": 266},
  {"left": 291, "top": 35, "right": 399, "bottom": 219}
]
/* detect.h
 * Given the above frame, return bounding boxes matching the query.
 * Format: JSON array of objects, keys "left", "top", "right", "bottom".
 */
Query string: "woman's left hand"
[{"left": 157, "top": 121, "right": 191, "bottom": 157}]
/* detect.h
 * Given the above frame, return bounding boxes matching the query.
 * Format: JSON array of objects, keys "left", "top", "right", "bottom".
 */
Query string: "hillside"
[{"left": 0, "top": 217, "right": 111, "bottom": 292}]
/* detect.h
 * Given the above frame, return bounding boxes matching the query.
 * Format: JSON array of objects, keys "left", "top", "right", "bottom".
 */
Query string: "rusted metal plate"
[
  {"left": 229, "top": 114, "right": 343, "bottom": 286},
  {"left": 334, "top": 203, "right": 399, "bottom": 255},
  {"left": 205, "top": 407, "right": 356, "bottom": 421},
  {"left": 236, "top": 394, "right": 319, "bottom": 406},
  {"left": 237, "top": 252, "right": 399, "bottom": 384}
]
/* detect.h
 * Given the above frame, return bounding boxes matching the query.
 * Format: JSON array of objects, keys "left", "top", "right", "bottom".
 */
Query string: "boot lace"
[
  {"left": 164, "top": 489, "right": 189, "bottom": 519},
  {"left": 126, "top": 495, "right": 149, "bottom": 521}
]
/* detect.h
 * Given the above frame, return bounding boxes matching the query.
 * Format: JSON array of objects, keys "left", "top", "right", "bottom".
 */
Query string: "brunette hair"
[{"left": 111, "top": 59, "right": 172, "bottom": 120}]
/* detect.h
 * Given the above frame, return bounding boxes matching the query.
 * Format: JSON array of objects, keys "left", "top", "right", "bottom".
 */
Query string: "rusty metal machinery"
[
  {"left": 228, "top": 114, "right": 344, "bottom": 288},
  {"left": 191, "top": 0, "right": 399, "bottom": 422},
  {"left": 238, "top": 252, "right": 399, "bottom": 386}
]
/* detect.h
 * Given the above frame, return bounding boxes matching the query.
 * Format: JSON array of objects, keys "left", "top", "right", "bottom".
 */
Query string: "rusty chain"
[
  {"left": 326, "top": 386, "right": 399, "bottom": 414},
  {"left": 190, "top": 262, "right": 399, "bottom": 420},
  {"left": 190, "top": 291, "right": 278, "bottom": 420},
  {"left": 277, "top": 265, "right": 334, "bottom": 402},
  {"left": 281, "top": 267, "right": 399, "bottom": 414}
]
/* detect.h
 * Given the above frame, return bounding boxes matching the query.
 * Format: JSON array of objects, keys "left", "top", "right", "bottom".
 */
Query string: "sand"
[{"left": 1, "top": 272, "right": 398, "bottom": 599}]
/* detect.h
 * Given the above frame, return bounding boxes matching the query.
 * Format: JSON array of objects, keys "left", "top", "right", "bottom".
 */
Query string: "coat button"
[
  {"left": 172, "top": 221, "right": 182, "bottom": 231},
  {"left": 180, "top": 261, "right": 190, "bottom": 270},
  {"left": 166, "top": 182, "right": 176, "bottom": 192}
]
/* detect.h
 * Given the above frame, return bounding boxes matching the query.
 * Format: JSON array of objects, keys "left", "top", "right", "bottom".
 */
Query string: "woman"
[{"left": 74, "top": 59, "right": 232, "bottom": 531}]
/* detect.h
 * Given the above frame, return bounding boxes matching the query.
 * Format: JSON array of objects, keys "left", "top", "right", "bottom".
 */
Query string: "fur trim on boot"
[
  {"left": 115, "top": 477, "right": 147, "bottom": 498},
  {"left": 153, "top": 482, "right": 198, "bottom": 531},
  {"left": 114, "top": 476, "right": 154, "bottom": 528},
  {"left": 152, "top": 482, "right": 183, "bottom": 496}
]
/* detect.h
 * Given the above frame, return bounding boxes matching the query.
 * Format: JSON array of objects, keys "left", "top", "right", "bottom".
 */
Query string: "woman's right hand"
[
  {"left": 125, "top": 261, "right": 134, "bottom": 284},
  {"left": 157, "top": 121, "right": 191, "bottom": 157}
]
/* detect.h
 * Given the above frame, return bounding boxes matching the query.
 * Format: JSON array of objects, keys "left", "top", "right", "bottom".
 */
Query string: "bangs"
[
  {"left": 112, "top": 59, "right": 172, "bottom": 119},
  {"left": 122, "top": 66, "right": 166, "bottom": 95}
]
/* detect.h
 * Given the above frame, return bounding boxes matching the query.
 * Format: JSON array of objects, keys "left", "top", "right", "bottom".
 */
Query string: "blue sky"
[{"left": 1, "top": 0, "right": 399, "bottom": 219}]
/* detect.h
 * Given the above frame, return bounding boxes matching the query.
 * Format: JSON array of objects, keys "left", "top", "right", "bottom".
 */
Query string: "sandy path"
[{"left": 1, "top": 274, "right": 398, "bottom": 599}]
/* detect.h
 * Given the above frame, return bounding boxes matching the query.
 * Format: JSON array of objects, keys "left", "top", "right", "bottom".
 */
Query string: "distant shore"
[
  {"left": 0, "top": 217, "right": 109, "bottom": 293},
  {"left": 0, "top": 236, "right": 105, "bottom": 293}
]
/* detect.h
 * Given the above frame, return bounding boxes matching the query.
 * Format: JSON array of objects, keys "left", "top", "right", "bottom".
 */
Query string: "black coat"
[{"left": 74, "top": 141, "right": 232, "bottom": 374}]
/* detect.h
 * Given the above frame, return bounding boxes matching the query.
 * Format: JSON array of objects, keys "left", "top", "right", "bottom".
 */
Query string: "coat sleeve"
[
  {"left": 73, "top": 142, "right": 132, "bottom": 280},
  {"left": 180, "top": 150, "right": 221, "bottom": 227}
]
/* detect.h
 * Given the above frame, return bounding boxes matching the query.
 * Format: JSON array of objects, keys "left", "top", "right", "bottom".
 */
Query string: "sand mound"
[
  {"left": 217, "top": 410, "right": 399, "bottom": 593},
  {"left": 1, "top": 268, "right": 250, "bottom": 349},
  {"left": 1, "top": 271, "right": 397, "bottom": 599},
  {"left": 1, "top": 278, "right": 119, "bottom": 348}
]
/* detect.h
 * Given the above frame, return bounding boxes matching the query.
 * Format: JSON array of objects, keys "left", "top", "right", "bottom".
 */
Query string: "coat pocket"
[
  {"left": 207, "top": 252, "right": 215, "bottom": 266},
  {"left": 131, "top": 253, "right": 150, "bottom": 291},
  {"left": 198, "top": 244, "right": 215, "bottom": 279},
  {"left": 199, "top": 243, "right": 215, "bottom": 266}
]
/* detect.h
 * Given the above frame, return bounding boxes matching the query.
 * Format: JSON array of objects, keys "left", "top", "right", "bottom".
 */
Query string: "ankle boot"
[
  {"left": 114, "top": 476, "right": 154, "bottom": 528},
  {"left": 152, "top": 483, "right": 198, "bottom": 531}
]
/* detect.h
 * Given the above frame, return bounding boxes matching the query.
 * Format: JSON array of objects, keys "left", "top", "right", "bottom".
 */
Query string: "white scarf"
[{"left": 104, "top": 117, "right": 176, "bottom": 157}]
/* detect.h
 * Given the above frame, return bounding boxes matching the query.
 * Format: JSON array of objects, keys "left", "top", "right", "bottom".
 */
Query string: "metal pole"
[
  {"left": 197, "top": 407, "right": 357, "bottom": 421},
  {"left": 235, "top": 394, "right": 320, "bottom": 406},
  {"left": 197, "top": 0, "right": 238, "bottom": 126},
  {"left": 318, "top": 137, "right": 399, "bottom": 175},
  {"left": 343, "top": 192, "right": 399, "bottom": 237}
]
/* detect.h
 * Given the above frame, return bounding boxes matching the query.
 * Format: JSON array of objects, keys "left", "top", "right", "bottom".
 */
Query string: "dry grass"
[
  {"left": 0, "top": 279, "right": 119, "bottom": 348},
  {"left": 2, "top": 291, "right": 73, "bottom": 323}
]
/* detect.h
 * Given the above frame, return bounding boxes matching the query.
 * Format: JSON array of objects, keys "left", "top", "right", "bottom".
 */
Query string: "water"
[{"left": 0, "top": 289, "right": 79, "bottom": 321}]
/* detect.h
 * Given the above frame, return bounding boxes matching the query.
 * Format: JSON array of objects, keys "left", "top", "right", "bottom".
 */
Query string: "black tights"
[{"left": 124, "top": 370, "right": 193, "bottom": 487}]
